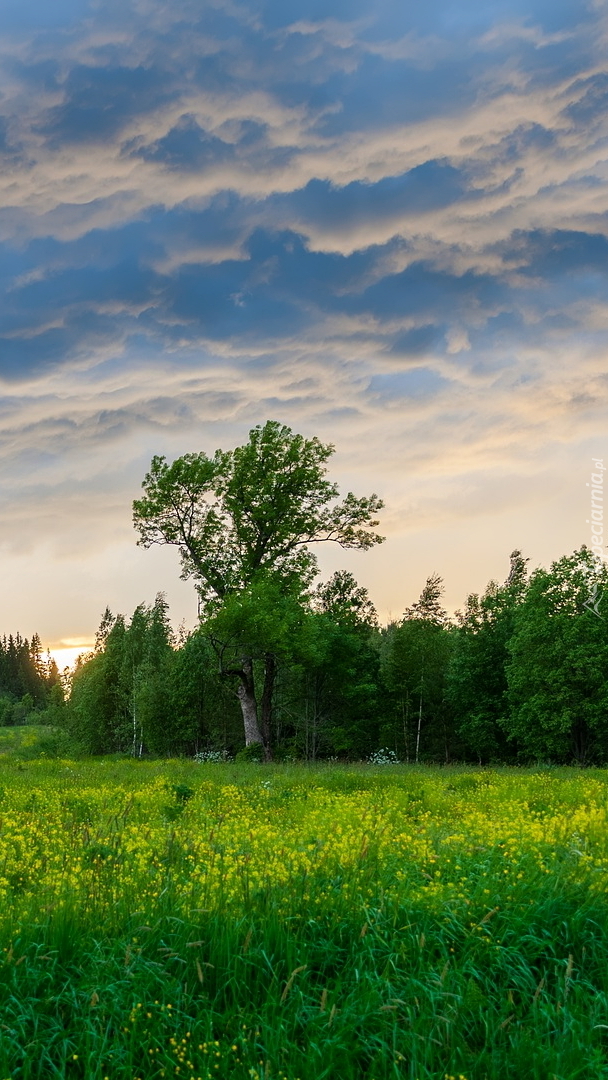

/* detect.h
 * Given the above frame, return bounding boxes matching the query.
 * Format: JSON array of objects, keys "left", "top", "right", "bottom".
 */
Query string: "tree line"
[
  {"left": 5, "top": 420, "right": 608, "bottom": 763},
  {"left": 60, "top": 544, "right": 608, "bottom": 764},
  {"left": 0, "top": 633, "right": 64, "bottom": 726}
]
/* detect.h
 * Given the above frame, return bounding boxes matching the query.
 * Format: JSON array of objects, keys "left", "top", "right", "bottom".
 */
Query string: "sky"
[{"left": 0, "top": 0, "right": 607, "bottom": 665}]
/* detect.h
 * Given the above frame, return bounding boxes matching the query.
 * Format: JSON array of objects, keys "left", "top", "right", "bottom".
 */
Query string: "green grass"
[
  {"left": 0, "top": 754, "right": 605, "bottom": 1079},
  {"left": 0, "top": 724, "right": 58, "bottom": 755}
]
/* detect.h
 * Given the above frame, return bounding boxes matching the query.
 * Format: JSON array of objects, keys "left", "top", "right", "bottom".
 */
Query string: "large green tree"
[{"left": 133, "top": 420, "right": 383, "bottom": 752}]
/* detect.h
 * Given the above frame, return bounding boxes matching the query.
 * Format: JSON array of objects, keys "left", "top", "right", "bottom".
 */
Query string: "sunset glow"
[{"left": 46, "top": 643, "right": 94, "bottom": 673}]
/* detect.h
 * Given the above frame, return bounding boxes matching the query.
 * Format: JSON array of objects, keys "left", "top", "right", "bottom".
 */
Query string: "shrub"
[
  {"left": 193, "top": 749, "right": 232, "bottom": 763},
  {"left": 235, "top": 743, "right": 265, "bottom": 763},
  {"left": 367, "top": 747, "right": 400, "bottom": 765}
]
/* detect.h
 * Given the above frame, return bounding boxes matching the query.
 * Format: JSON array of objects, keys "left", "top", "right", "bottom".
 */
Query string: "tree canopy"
[
  {"left": 133, "top": 420, "right": 383, "bottom": 610},
  {"left": 133, "top": 420, "right": 384, "bottom": 752}
]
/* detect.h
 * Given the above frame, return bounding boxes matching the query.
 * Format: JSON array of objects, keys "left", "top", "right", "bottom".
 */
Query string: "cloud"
[{"left": 0, "top": 0, "right": 607, "bottom": 634}]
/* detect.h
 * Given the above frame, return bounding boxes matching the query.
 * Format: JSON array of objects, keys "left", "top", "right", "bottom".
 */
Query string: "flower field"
[{"left": 0, "top": 758, "right": 607, "bottom": 1079}]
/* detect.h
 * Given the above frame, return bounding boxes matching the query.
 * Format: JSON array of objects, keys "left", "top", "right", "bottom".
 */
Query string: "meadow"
[{"left": 0, "top": 746, "right": 606, "bottom": 1079}]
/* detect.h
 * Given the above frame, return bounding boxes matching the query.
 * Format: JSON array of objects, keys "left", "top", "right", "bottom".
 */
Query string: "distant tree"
[
  {"left": 69, "top": 614, "right": 129, "bottom": 753},
  {"left": 95, "top": 607, "right": 116, "bottom": 652},
  {"left": 69, "top": 598, "right": 177, "bottom": 755},
  {"left": 168, "top": 628, "right": 243, "bottom": 756},
  {"left": 447, "top": 550, "right": 528, "bottom": 762},
  {"left": 384, "top": 575, "right": 453, "bottom": 762},
  {"left": 36, "top": 682, "right": 66, "bottom": 727},
  {"left": 403, "top": 572, "right": 449, "bottom": 625},
  {"left": 312, "top": 570, "right": 378, "bottom": 630},
  {"left": 130, "top": 594, "right": 174, "bottom": 756},
  {"left": 285, "top": 573, "right": 381, "bottom": 760},
  {"left": 0, "top": 630, "right": 62, "bottom": 724},
  {"left": 505, "top": 547, "right": 608, "bottom": 763},
  {"left": 133, "top": 420, "right": 384, "bottom": 755}
]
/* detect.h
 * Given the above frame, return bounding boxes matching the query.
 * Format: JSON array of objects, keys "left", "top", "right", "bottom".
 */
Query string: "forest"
[
  {"left": 0, "top": 633, "right": 64, "bottom": 727},
  {"left": 3, "top": 544, "right": 607, "bottom": 766},
  {"left": 2, "top": 421, "right": 607, "bottom": 765}
]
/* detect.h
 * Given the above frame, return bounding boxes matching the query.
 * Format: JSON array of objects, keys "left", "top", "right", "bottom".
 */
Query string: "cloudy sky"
[{"left": 1, "top": 0, "right": 607, "bottom": 662}]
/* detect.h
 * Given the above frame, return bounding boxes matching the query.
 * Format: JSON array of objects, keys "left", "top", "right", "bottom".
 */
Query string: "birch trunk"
[{"left": 415, "top": 681, "right": 423, "bottom": 764}]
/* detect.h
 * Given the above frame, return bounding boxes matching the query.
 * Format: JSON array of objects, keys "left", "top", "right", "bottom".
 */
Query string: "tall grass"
[{"left": 0, "top": 755, "right": 605, "bottom": 1078}]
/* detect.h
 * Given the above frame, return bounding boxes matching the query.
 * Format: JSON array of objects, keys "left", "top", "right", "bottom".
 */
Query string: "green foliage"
[
  {"left": 235, "top": 742, "right": 265, "bottom": 762},
  {"left": 247, "top": 573, "right": 384, "bottom": 762},
  {"left": 67, "top": 596, "right": 176, "bottom": 755},
  {"left": 169, "top": 628, "right": 242, "bottom": 755},
  {"left": 207, "top": 576, "right": 308, "bottom": 666},
  {"left": 381, "top": 575, "right": 455, "bottom": 763},
  {"left": 383, "top": 618, "right": 455, "bottom": 761},
  {"left": 0, "top": 724, "right": 71, "bottom": 758},
  {"left": 162, "top": 783, "right": 195, "bottom": 820},
  {"left": 312, "top": 569, "right": 378, "bottom": 629},
  {"left": 170, "top": 782, "right": 195, "bottom": 802},
  {"left": 299, "top": 612, "right": 382, "bottom": 759},
  {"left": 0, "top": 632, "right": 65, "bottom": 726},
  {"left": 54, "top": 543, "right": 608, "bottom": 766},
  {"left": 133, "top": 419, "right": 384, "bottom": 614},
  {"left": 505, "top": 548, "right": 608, "bottom": 762},
  {"left": 403, "top": 570, "right": 449, "bottom": 625},
  {"left": 446, "top": 551, "right": 529, "bottom": 762}
]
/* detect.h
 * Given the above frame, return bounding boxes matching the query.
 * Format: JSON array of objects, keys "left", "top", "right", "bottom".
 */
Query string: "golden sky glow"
[{"left": 47, "top": 643, "right": 94, "bottom": 673}]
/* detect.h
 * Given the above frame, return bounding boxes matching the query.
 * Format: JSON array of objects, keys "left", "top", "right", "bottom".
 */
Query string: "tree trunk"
[
  {"left": 132, "top": 662, "right": 138, "bottom": 758},
  {"left": 304, "top": 675, "right": 310, "bottom": 761},
  {"left": 237, "top": 657, "right": 264, "bottom": 746},
  {"left": 260, "top": 653, "right": 276, "bottom": 761},
  {"left": 415, "top": 682, "right": 423, "bottom": 764},
  {"left": 402, "top": 697, "right": 410, "bottom": 763},
  {"left": 572, "top": 716, "right": 589, "bottom": 765},
  {"left": 415, "top": 657, "right": 425, "bottom": 764},
  {"left": 132, "top": 700, "right": 137, "bottom": 758}
]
